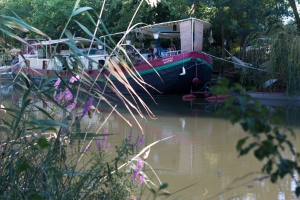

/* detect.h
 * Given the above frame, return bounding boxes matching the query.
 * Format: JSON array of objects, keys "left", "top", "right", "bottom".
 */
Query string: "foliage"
[
  {"left": 241, "top": 23, "right": 300, "bottom": 95},
  {"left": 0, "top": 0, "right": 297, "bottom": 54},
  {"left": 0, "top": 0, "right": 173, "bottom": 199},
  {"left": 2, "top": 0, "right": 300, "bottom": 198},
  {"left": 212, "top": 78, "right": 300, "bottom": 197},
  {"left": 267, "top": 24, "right": 300, "bottom": 95}
]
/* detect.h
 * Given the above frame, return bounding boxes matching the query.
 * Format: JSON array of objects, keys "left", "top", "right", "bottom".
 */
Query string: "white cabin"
[{"left": 19, "top": 37, "right": 109, "bottom": 70}]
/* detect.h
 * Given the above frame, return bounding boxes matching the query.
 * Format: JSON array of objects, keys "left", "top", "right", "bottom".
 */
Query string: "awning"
[{"left": 100, "top": 17, "right": 211, "bottom": 39}]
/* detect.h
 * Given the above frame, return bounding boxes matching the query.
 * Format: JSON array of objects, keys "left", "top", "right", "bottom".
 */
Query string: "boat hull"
[{"left": 12, "top": 51, "right": 212, "bottom": 95}]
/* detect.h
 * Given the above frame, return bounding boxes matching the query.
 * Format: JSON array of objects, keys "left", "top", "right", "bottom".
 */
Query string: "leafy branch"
[{"left": 213, "top": 78, "right": 300, "bottom": 196}]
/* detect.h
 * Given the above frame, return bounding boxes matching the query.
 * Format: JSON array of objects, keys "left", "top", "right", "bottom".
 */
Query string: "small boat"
[
  {"left": 247, "top": 90, "right": 300, "bottom": 101},
  {"left": 206, "top": 94, "right": 231, "bottom": 102},
  {"left": 12, "top": 18, "right": 213, "bottom": 95}
]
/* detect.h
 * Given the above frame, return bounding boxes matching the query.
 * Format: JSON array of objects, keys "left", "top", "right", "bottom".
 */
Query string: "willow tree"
[{"left": 253, "top": 24, "right": 300, "bottom": 95}]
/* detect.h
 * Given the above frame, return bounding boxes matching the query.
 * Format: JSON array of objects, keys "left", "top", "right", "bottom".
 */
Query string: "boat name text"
[{"left": 162, "top": 57, "right": 173, "bottom": 64}]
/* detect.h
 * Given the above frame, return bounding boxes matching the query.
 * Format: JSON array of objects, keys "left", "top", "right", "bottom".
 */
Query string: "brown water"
[
  {"left": 6, "top": 92, "right": 300, "bottom": 199},
  {"left": 93, "top": 97, "right": 300, "bottom": 200}
]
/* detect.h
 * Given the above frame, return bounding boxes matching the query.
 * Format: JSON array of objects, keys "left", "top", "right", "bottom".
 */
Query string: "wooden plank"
[
  {"left": 194, "top": 21, "right": 204, "bottom": 51},
  {"left": 180, "top": 21, "right": 192, "bottom": 52}
]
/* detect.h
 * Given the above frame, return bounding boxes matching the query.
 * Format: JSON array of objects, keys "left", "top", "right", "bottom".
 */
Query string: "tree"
[
  {"left": 288, "top": 0, "right": 300, "bottom": 32},
  {"left": 101, "top": 0, "right": 188, "bottom": 34}
]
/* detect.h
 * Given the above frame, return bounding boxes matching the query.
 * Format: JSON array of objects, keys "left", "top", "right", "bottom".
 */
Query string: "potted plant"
[
  {"left": 125, "top": 33, "right": 134, "bottom": 45},
  {"left": 150, "top": 40, "right": 156, "bottom": 48},
  {"left": 136, "top": 32, "right": 144, "bottom": 42},
  {"left": 208, "top": 36, "right": 214, "bottom": 45},
  {"left": 135, "top": 41, "right": 142, "bottom": 49}
]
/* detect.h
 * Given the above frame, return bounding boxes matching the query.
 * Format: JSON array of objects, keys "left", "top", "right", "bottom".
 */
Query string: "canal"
[
  {"left": 3, "top": 87, "right": 300, "bottom": 199},
  {"left": 100, "top": 96, "right": 300, "bottom": 199}
]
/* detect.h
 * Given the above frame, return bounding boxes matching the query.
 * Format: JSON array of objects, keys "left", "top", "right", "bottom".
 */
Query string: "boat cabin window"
[
  {"left": 42, "top": 61, "right": 47, "bottom": 69},
  {"left": 98, "top": 60, "right": 105, "bottom": 69},
  {"left": 61, "top": 45, "right": 68, "bottom": 50},
  {"left": 59, "top": 44, "right": 69, "bottom": 55}
]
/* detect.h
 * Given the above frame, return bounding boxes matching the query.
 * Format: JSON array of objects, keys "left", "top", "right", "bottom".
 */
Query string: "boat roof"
[
  {"left": 100, "top": 18, "right": 211, "bottom": 39},
  {"left": 31, "top": 37, "right": 98, "bottom": 46}
]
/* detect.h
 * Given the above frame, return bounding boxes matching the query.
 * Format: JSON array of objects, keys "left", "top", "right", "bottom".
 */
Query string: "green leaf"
[
  {"left": 30, "top": 144, "right": 39, "bottom": 150},
  {"left": 62, "top": 170, "right": 84, "bottom": 175},
  {"left": 31, "top": 193, "right": 43, "bottom": 200},
  {"left": 158, "top": 192, "right": 171, "bottom": 197},
  {"left": 233, "top": 83, "right": 246, "bottom": 92},
  {"left": 1, "top": 15, "right": 48, "bottom": 38},
  {"left": 278, "top": 159, "right": 295, "bottom": 178},
  {"left": 149, "top": 188, "right": 156, "bottom": 195},
  {"left": 241, "top": 122, "right": 248, "bottom": 131},
  {"left": 159, "top": 183, "right": 168, "bottom": 190},
  {"left": 236, "top": 137, "right": 248, "bottom": 151},
  {"left": 270, "top": 172, "right": 278, "bottom": 183},
  {"left": 44, "top": 127, "right": 58, "bottom": 132},
  {"left": 288, "top": 128, "right": 296, "bottom": 138},
  {"left": 38, "top": 120, "right": 71, "bottom": 127},
  {"left": 17, "top": 163, "right": 30, "bottom": 172},
  {"left": 286, "top": 141, "right": 295, "bottom": 155},
  {"left": 73, "top": 133, "right": 113, "bottom": 139},
  {"left": 72, "top": 7, "right": 93, "bottom": 16},
  {"left": 14, "top": 99, "right": 31, "bottom": 134},
  {"left": 240, "top": 143, "right": 256, "bottom": 156},
  {"left": 107, "top": 163, "right": 112, "bottom": 180},
  {"left": 275, "top": 132, "right": 286, "bottom": 143},
  {"left": 35, "top": 105, "right": 54, "bottom": 120},
  {"left": 37, "top": 137, "right": 50, "bottom": 148},
  {"left": 296, "top": 187, "right": 300, "bottom": 197},
  {"left": 264, "top": 160, "right": 273, "bottom": 174},
  {"left": 254, "top": 147, "right": 265, "bottom": 161}
]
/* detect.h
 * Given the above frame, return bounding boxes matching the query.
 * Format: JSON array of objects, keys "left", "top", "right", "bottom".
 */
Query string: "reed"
[
  {"left": 0, "top": 0, "right": 171, "bottom": 199},
  {"left": 243, "top": 23, "right": 300, "bottom": 95}
]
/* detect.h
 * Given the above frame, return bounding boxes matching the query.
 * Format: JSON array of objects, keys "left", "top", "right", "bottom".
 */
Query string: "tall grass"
[
  {"left": 242, "top": 23, "right": 300, "bottom": 95},
  {"left": 0, "top": 0, "right": 171, "bottom": 199}
]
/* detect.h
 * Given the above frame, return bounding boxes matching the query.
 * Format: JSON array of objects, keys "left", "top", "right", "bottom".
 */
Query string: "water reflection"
[
  {"left": 3, "top": 89, "right": 300, "bottom": 199},
  {"left": 93, "top": 97, "right": 300, "bottom": 200}
]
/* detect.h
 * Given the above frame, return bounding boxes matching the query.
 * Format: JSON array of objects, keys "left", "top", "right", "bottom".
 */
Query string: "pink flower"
[
  {"left": 61, "top": 127, "right": 66, "bottom": 135},
  {"left": 127, "top": 130, "right": 133, "bottom": 143},
  {"left": 55, "top": 91, "right": 64, "bottom": 101},
  {"left": 132, "top": 157, "right": 144, "bottom": 183},
  {"left": 65, "top": 88, "right": 73, "bottom": 101},
  {"left": 137, "top": 157, "right": 143, "bottom": 170},
  {"left": 66, "top": 101, "right": 76, "bottom": 109},
  {"left": 139, "top": 173, "right": 145, "bottom": 185},
  {"left": 134, "top": 135, "right": 145, "bottom": 149},
  {"left": 106, "top": 143, "right": 111, "bottom": 149},
  {"left": 54, "top": 78, "right": 61, "bottom": 88},
  {"left": 132, "top": 168, "right": 139, "bottom": 182},
  {"left": 69, "top": 75, "right": 80, "bottom": 83},
  {"left": 82, "top": 97, "right": 94, "bottom": 117},
  {"left": 95, "top": 140, "right": 102, "bottom": 151}
]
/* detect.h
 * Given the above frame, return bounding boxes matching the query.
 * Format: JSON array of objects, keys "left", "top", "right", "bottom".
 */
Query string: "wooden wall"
[
  {"left": 194, "top": 21, "right": 204, "bottom": 52},
  {"left": 180, "top": 21, "right": 192, "bottom": 52},
  {"left": 180, "top": 19, "right": 204, "bottom": 52}
]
